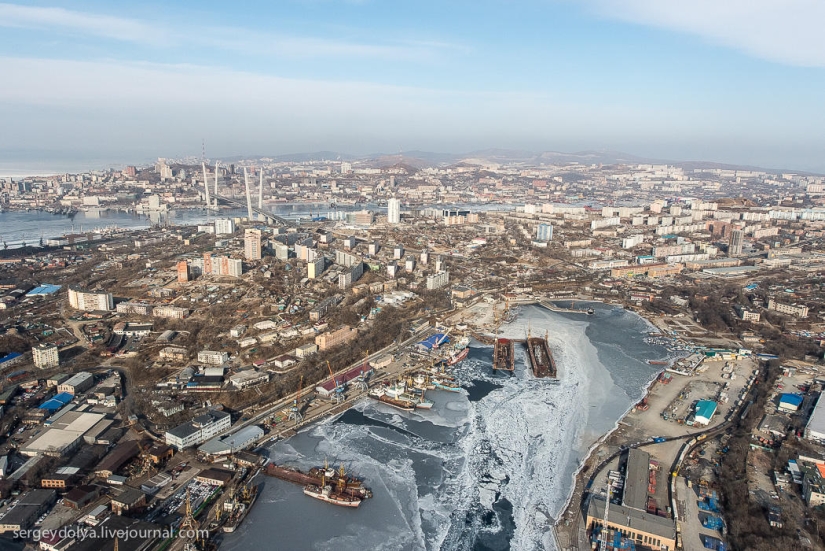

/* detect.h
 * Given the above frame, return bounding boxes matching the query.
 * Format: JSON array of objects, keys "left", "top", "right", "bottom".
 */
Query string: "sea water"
[{"left": 222, "top": 303, "right": 666, "bottom": 550}]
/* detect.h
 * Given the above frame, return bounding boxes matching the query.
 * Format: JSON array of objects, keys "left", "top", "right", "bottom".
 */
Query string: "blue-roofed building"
[
  {"left": 0, "top": 352, "right": 23, "bottom": 368},
  {"left": 416, "top": 333, "right": 449, "bottom": 351},
  {"left": 695, "top": 400, "right": 718, "bottom": 426},
  {"left": 779, "top": 393, "right": 804, "bottom": 413},
  {"left": 39, "top": 392, "right": 74, "bottom": 413},
  {"left": 26, "top": 284, "right": 62, "bottom": 297}
]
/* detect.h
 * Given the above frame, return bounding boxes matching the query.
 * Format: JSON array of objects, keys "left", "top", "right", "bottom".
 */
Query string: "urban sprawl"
[{"left": 1, "top": 156, "right": 825, "bottom": 550}]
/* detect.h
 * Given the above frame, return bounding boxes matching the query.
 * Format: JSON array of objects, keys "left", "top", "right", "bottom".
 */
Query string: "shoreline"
[{"left": 552, "top": 307, "right": 675, "bottom": 550}]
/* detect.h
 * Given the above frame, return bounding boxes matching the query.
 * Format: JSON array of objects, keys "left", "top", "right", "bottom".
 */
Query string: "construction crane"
[
  {"left": 433, "top": 327, "right": 451, "bottom": 349},
  {"left": 599, "top": 485, "right": 612, "bottom": 550},
  {"left": 326, "top": 361, "right": 345, "bottom": 404},
  {"left": 288, "top": 375, "right": 304, "bottom": 423}
]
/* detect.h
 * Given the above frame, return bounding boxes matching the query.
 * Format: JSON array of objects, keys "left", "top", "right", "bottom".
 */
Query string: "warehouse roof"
[
  {"left": 779, "top": 393, "right": 803, "bottom": 408},
  {"left": 588, "top": 496, "right": 676, "bottom": 540},
  {"left": 622, "top": 448, "right": 650, "bottom": 511},
  {"left": 806, "top": 395, "right": 825, "bottom": 438},
  {"left": 695, "top": 400, "right": 718, "bottom": 422}
]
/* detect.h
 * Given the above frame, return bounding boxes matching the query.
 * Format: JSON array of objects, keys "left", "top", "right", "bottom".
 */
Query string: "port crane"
[
  {"left": 326, "top": 361, "right": 346, "bottom": 404},
  {"left": 288, "top": 375, "right": 304, "bottom": 423},
  {"left": 433, "top": 327, "right": 451, "bottom": 350},
  {"left": 353, "top": 351, "right": 370, "bottom": 392}
]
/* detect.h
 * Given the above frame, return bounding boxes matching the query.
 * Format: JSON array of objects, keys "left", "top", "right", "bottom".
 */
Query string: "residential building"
[
  {"left": 426, "top": 271, "right": 450, "bottom": 290},
  {"left": 729, "top": 228, "right": 744, "bottom": 256},
  {"left": 177, "top": 261, "right": 189, "bottom": 283},
  {"left": 308, "top": 256, "right": 326, "bottom": 279},
  {"left": 734, "top": 304, "right": 761, "bottom": 322},
  {"left": 387, "top": 198, "right": 401, "bottom": 224},
  {"left": 32, "top": 343, "right": 59, "bottom": 369},
  {"left": 536, "top": 224, "right": 553, "bottom": 242},
  {"left": 153, "top": 306, "right": 188, "bottom": 319},
  {"left": 197, "top": 350, "right": 229, "bottom": 365},
  {"left": 67, "top": 287, "right": 113, "bottom": 312},
  {"left": 244, "top": 229, "right": 262, "bottom": 260},
  {"left": 315, "top": 326, "right": 358, "bottom": 351},
  {"left": 214, "top": 218, "right": 236, "bottom": 235},
  {"left": 767, "top": 299, "right": 809, "bottom": 318}
]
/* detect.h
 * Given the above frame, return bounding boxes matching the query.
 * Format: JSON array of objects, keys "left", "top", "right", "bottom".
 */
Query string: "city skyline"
[{"left": 1, "top": 1, "right": 824, "bottom": 171}]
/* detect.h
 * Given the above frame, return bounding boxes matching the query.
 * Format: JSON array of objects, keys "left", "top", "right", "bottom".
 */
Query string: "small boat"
[
  {"left": 431, "top": 378, "right": 462, "bottom": 393},
  {"left": 586, "top": 308, "right": 595, "bottom": 315}
]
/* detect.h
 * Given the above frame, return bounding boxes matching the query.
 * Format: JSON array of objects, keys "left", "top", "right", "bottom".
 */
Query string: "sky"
[{"left": 1, "top": 0, "right": 824, "bottom": 172}]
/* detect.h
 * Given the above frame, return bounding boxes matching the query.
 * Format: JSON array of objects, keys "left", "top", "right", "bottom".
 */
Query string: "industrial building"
[
  {"left": 778, "top": 393, "right": 803, "bottom": 413},
  {"left": 622, "top": 448, "right": 651, "bottom": 511},
  {"left": 805, "top": 395, "right": 825, "bottom": 443},
  {"left": 197, "top": 426, "right": 264, "bottom": 460},
  {"left": 694, "top": 400, "right": 718, "bottom": 426},
  {"left": 57, "top": 371, "right": 94, "bottom": 395},
  {"left": 21, "top": 411, "right": 106, "bottom": 457},
  {"left": 586, "top": 496, "right": 676, "bottom": 551},
  {"left": 165, "top": 409, "right": 231, "bottom": 450}
]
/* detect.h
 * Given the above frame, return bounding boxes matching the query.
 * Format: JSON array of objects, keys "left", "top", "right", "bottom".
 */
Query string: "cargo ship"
[
  {"left": 265, "top": 463, "right": 372, "bottom": 499},
  {"left": 525, "top": 335, "right": 557, "bottom": 378},
  {"left": 493, "top": 338, "right": 515, "bottom": 372},
  {"left": 222, "top": 480, "right": 259, "bottom": 533},
  {"left": 448, "top": 347, "right": 469, "bottom": 366},
  {"left": 368, "top": 385, "right": 417, "bottom": 411}
]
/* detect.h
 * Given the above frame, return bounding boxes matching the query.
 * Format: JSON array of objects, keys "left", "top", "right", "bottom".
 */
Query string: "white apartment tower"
[
  {"left": 33, "top": 343, "right": 59, "bottom": 369},
  {"left": 387, "top": 198, "right": 401, "bottom": 224}
]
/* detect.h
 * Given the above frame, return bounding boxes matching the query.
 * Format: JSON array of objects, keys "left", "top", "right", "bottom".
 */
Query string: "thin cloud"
[
  {"left": 0, "top": 3, "right": 168, "bottom": 45},
  {"left": 0, "top": 2, "right": 460, "bottom": 62},
  {"left": 587, "top": 0, "right": 825, "bottom": 67}
]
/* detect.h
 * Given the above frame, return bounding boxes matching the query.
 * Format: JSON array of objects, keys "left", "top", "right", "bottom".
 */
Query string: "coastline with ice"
[{"left": 221, "top": 302, "right": 669, "bottom": 551}]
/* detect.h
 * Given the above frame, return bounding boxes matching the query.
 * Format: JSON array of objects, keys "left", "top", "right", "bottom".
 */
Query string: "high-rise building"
[
  {"left": 244, "top": 229, "right": 262, "bottom": 261},
  {"left": 67, "top": 287, "right": 113, "bottom": 312},
  {"left": 536, "top": 224, "right": 554, "bottom": 242},
  {"left": 387, "top": 198, "right": 401, "bottom": 224},
  {"left": 32, "top": 343, "right": 59, "bottom": 369},
  {"left": 729, "top": 229, "right": 744, "bottom": 256},
  {"left": 393, "top": 245, "right": 404, "bottom": 260},
  {"left": 177, "top": 261, "right": 190, "bottom": 283},
  {"left": 214, "top": 218, "right": 236, "bottom": 235},
  {"left": 308, "top": 257, "right": 325, "bottom": 279}
]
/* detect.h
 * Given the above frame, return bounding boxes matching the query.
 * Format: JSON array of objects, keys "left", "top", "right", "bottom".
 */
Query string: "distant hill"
[{"left": 219, "top": 149, "right": 822, "bottom": 175}]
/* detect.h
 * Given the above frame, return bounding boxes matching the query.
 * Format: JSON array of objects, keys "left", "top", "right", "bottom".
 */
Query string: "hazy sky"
[{"left": 1, "top": 1, "right": 824, "bottom": 171}]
